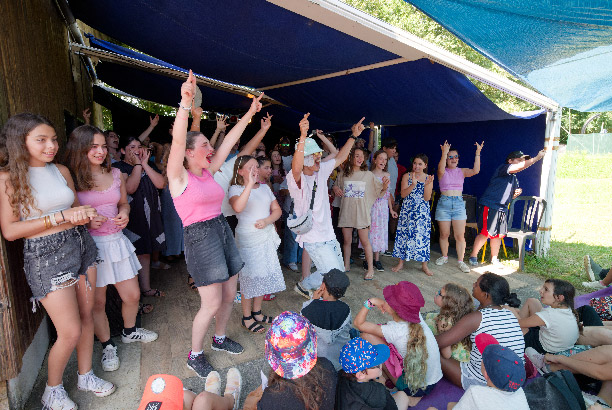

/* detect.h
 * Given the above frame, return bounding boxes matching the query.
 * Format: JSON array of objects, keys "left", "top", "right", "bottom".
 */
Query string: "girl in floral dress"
[
  {"left": 392, "top": 154, "right": 435, "bottom": 276},
  {"left": 362, "top": 150, "right": 397, "bottom": 272}
]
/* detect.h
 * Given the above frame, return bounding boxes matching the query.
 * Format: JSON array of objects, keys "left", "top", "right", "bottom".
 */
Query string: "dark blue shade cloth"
[{"left": 404, "top": 0, "right": 612, "bottom": 112}]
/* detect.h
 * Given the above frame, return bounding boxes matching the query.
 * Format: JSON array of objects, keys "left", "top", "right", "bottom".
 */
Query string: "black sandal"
[
  {"left": 241, "top": 315, "right": 265, "bottom": 333},
  {"left": 251, "top": 310, "right": 274, "bottom": 324},
  {"left": 187, "top": 275, "right": 197, "bottom": 291}
]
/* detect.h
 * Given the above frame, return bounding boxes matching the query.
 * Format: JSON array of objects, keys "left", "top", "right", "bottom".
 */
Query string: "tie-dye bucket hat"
[{"left": 265, "top": 311, "right": 318, "bottom": 379}]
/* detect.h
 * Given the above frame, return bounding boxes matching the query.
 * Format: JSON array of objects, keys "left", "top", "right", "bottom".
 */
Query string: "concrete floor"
[{"left": 25, "top": 246, "right": 546, "bottom": 409}]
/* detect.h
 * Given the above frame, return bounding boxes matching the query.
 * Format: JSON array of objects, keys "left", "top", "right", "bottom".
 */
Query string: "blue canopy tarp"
[
  {"left": 404, "top": 0, "right": 612, "bottom": 112},
  {"left": 73, "top": 0, "right": 523, "bottom": 128}
]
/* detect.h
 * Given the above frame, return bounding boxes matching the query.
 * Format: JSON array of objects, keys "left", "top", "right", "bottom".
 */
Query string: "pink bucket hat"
[{"left": 383, "top": 281, "right": 425, "bottom": 323}]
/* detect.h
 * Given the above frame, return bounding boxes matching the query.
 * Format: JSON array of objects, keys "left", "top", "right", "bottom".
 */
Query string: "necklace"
[{"left": 479, "top": 303, "right": 499, "bottom": 310}]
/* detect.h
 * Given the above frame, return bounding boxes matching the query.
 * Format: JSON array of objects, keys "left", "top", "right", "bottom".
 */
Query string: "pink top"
[
  {"left": 439, "top": 167, "right": 464, "bottom": 192},
  {"left": 173, "top": 169, "right": 225, "bottom": 227},
  {"left": 77, "top": 168, "right": 122, "bottom": 236}
]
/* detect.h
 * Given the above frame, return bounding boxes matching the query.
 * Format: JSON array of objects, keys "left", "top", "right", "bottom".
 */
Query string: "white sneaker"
[
  {"left": 435, "top": 256, "right": 448, "bottom": 266},
  {"left": 524, "top": 347, "right": 550, "bottom": 375},
  {"left": 205, "top": 371, "right": 221, "bottom": 395},
  {"left": 121, "top": 328, "right": 159, "bottom": 344},
  {"left": 490, "top": 258, "right": 503, "bottom": 267},
  {"left": 101, "top": 345, "right": 120, "bottom": 372},
  {"left": 582, "top": 280, "right": 606, "bottom": 290},
  {"left": 224, "top": 368, "right": 242, "bottom": 410},
  {"left": 77, "top": 370, "right": 116, "bottom": 397},
  {"left": 458, "top": 261, "right": 471, "bottom": 273},
  {"left": 41, "top": 384, "right": 77, "bottom": 410}
]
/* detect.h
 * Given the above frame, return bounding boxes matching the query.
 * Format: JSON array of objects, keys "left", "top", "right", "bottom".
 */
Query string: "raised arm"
[
  {"left": 190, "top": 106, "right": 203, "bottom": 132},
  {"left": 353, "top": 297, "right": 385, "bottom": 338},
  {"left": 209, "top": 94, "right": 263, "bottom": 173},
  {"left": 138, "top": 114, "right": 159, "bottom": 143},
  {"left": 316, "top": 130, "right": 338, "bottom": 161},
  {"left": 139, "top": 149, "right": 166, "bottom": 189},
  {"left": 291, "top": 113, "right": 310, "bottom": 186},
  {"left": 209, "top": 115, "right": 228, "bottom": 148},
  {"left": 367, "top": 122, "right": 375, "bottom": 153},
  {"left": 238, "top": 112, "right": 272, "bottom": 157},
  {"left": 437, "top": 140, "right": 450, "bottom": 180},
  {"left": 435, "top": 310, "right": 481, "bottom": 349},
  {"left": 508, "top": 149, "right": 546, "bottom": 173},
  {"left": 334, "top": 117, "right": 365, "bottom": 169},
  {"left": 463, "top": 141, "right": 483, "bottom": 178},
  {"left": 166, "top": 70, "right": 196, "bottom": 194}
]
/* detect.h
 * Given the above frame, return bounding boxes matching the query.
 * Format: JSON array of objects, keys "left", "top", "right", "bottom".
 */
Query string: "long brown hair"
[
  {"left": 268, "top": 361, "right": 330, "bottom": 410},
  {"left": 184, "top": 131, "right": 204, "bottom": 169},
  {"left": 0, "top": 113, "right": 54, "bottom": 218},
  {"left": 437, "top": 283, "right": 474, "bottom": 350},
  {"left": 370, "top": 149, "right": 388, "bottom": 172},
  {"left": 63, "top": 125, "right": 111, "bottom": 191},
  {"left": 230, "top": 155, "right": 254, "bottom": 186},
  {"left": 343, "top": 147, "right": 367, "bottom": 177}
]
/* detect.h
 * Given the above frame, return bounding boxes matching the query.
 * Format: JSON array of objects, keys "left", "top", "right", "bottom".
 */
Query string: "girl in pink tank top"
[
  {"left": 66, "top": 126, "right": 158, "bottom": 375},
  {"left": 166, "top": 71, "right": 265, "bottom": 377},
  {"left": 435, "top": 141, "right": 484, "bottom": 273}
]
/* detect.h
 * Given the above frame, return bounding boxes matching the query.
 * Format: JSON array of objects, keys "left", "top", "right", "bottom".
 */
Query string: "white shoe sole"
[
  {"left": 102, "top": 362, "right": 120, "bottom": 372},
  {"left": 584, "top": 255, "right": 596, "bottom": 282},
  {"left": 78, "top": 384, "right": 116, "bottom": 398}
]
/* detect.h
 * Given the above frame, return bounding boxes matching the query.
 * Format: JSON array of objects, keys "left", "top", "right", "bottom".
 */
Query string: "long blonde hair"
[
  {"left": 401, "top": 322, "right": 428, "bottom": 392},
  {"left": 436, "top": 283, "right": 474, "bottom": 351}
]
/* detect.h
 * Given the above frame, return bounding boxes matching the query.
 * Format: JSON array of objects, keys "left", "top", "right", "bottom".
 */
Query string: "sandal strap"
[
  {"left": 251, "top": 311, "right": 273, "bottom": 324},
  {"left": 241, "top": 316, "right": 264, "bottom": 333}
]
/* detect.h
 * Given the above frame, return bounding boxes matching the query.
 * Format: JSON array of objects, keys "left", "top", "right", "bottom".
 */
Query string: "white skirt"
[{"left": 92, "top": 232, "right": 141, "bottom": 287}]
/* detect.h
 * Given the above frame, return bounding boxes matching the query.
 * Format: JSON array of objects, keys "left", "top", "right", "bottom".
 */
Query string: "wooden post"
[{"left": 536, "top": 109, "right": 561, "bottom": 256}]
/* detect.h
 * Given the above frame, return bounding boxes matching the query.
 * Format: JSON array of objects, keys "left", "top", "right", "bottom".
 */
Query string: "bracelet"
[
  {"left": 43, "top": 215, "right": 51, "bottom": 229},
  {"left": 134, "top": 163, "right": 142, "bottom": 167},
  {"left": 363, "top": 299, "right": 373, "bottom": 310},
  {"left": 60, "top": 210, "right": 66, "bottom": 222},
  {"left": 349, "top": 135, "right": 357, "bottom": 140},
  {"left": 178, "top": 101, "right": 192, "bottom": 111},
  {"left": 50, "top": 213, "right": 58, "bottom": 227},
  {"left": 295, "top": 149, "right": 304, "bottom": 153}
]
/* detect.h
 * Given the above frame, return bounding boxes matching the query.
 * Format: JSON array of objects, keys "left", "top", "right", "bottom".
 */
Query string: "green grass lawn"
[{"left": 520, "top": 152, "right": 612, "bottom": 289}]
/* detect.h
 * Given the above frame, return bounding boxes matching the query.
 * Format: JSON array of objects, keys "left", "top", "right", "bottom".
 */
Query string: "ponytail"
[{"left": 401, "top": 322, "right": 428, "bottom": 392}]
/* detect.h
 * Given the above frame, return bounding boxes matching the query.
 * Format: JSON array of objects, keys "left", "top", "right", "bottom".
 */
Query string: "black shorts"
[
  {"left": 184, "top": 215, "right": 244, "bottom": 287},
  {"left": 478, "top": 205, "right": 508, "bottom": 238},
  {"left": 524, "top": 327, "right": 546, "bottom": 354}
]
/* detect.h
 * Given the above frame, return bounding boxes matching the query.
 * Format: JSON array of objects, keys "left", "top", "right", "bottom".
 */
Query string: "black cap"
[
  {"left": 322, "top": 269, "right": 350, "bottom": 290},
  {"left": 506, "top": 151, "right": 530, "bottom": 162}
]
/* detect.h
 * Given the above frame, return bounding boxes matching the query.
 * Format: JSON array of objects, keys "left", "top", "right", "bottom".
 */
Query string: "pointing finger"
[
  {"left": 304, "top": 112, "right": 310, "bottom": 119},
  {"left": 256, "top": 92, "right": 265, "bottom": 101},
  {"left": 357, "top": 117, "right": 365, "bottom": 125}
]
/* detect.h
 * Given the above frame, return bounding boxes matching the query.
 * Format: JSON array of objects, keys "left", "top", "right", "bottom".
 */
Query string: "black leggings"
[{"left": 577, "top": 305, "right": 604, "bottom": 327}]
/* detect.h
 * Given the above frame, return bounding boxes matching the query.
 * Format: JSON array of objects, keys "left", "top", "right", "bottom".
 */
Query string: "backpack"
[{"left": 524, "top": 370, "right": 586, "bottom": 410}]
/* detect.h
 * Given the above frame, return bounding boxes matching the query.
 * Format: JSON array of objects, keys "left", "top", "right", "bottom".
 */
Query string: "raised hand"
[
  {"left": 475, "top": 141, "right": 484, "bottom": 153},
  {"left": 441, "top": 140, "right": 451, "bottom": 154},
  {"left": 299, "top": 113, "right": 310, "bottom": 137},
  {"left": 425, "top": 174, "right": 435, "bottom": 185},
  {"left": 247, "top": 166, "right": 258, "bottom": 187},
  {"left": 89, "top": 215, "right": 108, "bottom": 230},
  {"left": 83, "top": 108, "right": 91, "bottom": 125},
  {"left": 536, "top": 148, "right": 546, "bottom": 159},
  {"left": 410, "top": 172, "right": 417, "bottom": 186},
  {"left": 191, "top": 106, "right": 203, "bottom": 120},
  {"left": 112, "top": 210, "right": 129, "bottom": 229},
  {"left": 180, "top": 70, "right": 196, "bottom": 103},
  {"left": 382, "top": 176, "right": 390, "bottom": 189},
  {"left": 351, "top": 117, "right": 366, "bottom": 137},
  {"left": 139, "top": 146, "right": 151, "bottom": 164},
  {"left": 150, "top": 114, "right": 160, "bottom": 127},
  {"left": 216, "top": 114, "right": 228, "bottom": 131},
  {"left": 248, "top": 93, "right": 264, "bottom": 114},
  {"left": 315, "top": 129, "right": 325, "bottom": 138},
  {"left": 261, "top": 112, "right": 273, "bottom": 131}
]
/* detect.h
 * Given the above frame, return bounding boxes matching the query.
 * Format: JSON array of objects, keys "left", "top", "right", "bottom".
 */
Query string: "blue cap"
[
  {"left": 340, "top": 338, "right": 390, "bottom": 373},
  {"left": 477, "top": 334, "right": 525, "bottom": 392}
]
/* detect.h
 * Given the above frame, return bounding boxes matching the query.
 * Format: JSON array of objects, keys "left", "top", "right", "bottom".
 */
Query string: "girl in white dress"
[{"left": 229, "top": 155, "right": 285, "bottom": 333}]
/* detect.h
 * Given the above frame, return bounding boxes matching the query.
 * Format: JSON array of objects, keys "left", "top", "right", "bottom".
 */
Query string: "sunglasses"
[
  {"left": 280, "top": 143, "right": 290, "bottom": 147},
  {"left": 447, "top": 155, "right": 459, "bottom": 159},
  {"left": 436, "top": 289, "right": 442, "bottom": 297}
]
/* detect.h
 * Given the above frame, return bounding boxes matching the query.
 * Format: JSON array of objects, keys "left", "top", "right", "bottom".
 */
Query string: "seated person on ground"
[{"left": 301, "top": 268, "right": 352, "bottom": 370}]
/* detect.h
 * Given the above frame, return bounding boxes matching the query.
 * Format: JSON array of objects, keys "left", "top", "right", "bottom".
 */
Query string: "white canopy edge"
[{"left": 268, "top": 0, "right": 560, "bottom": 111}]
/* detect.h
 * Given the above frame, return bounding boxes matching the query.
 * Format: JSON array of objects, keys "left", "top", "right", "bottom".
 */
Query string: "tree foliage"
[{"left": 341, "top": 0, "right": 611, "bottom": 143}]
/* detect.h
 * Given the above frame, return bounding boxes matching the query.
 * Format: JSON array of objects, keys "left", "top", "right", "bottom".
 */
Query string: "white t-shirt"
[
  {"left": 213, "top": 156, "right": 238, "bottom": 217},
  {"left": 287, "top": 160, "right": 336, "bottom": 246},
  {"left": 380, "top": 314, "right": 443, "bottom": 387},
  {"left": 535, "top": 307, "right": 579, "bottom": 353},
  {"left": 228, "top": 184, "right": 275, "bottom": 227},
  {"left": 454, "top": 385, "right": 529, "bottom": 410}
]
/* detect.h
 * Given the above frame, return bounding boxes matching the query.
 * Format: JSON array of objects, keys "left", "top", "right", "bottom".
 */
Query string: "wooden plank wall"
[{"left": 0, "top": 0, "right": 93, "bottom": 381}]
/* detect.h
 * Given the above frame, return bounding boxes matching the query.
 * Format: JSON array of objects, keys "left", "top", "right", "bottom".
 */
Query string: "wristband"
[
  {"left": 50, "top": 212, "right": 58, "bottom": 226},
  {"left": 134, "top": 163, "right": 142, "bottom": 167},
  {"left": 363, "top": 299, "right": 373, "bottom": 310},
  {"left": 178, "top": 101, "right": 192, "bottom": 111},
  {"left": 349, "top": 135, "right": 357, "bottom": 140}
]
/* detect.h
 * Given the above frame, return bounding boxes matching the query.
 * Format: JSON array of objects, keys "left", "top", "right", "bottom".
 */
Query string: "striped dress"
[{"left": 461, "top": 308, "right": 525, "bottom": 384}]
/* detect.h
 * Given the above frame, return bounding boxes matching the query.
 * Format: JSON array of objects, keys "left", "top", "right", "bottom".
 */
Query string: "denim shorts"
[
  {"left": 184, "top": 215, "right": 244, "bottom": 287},
  {"left": 435, "top": 195, "right": 467, "bottom": 221},
  {"left": 23, "top": 225, "right": 100, "bottom": 302}
]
